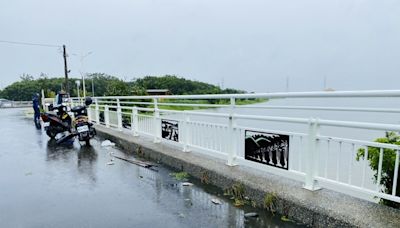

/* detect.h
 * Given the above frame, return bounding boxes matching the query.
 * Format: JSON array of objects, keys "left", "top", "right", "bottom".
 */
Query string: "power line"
[
  {"left": 0, "top": 39, "right": 70, "bottom": 93},
  {"left": 0, "top": 40, "right": 61, "bottom": 48}
]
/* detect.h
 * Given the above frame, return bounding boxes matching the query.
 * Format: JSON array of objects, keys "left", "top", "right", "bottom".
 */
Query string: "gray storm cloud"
[{"left": 0, "top": 0, "right": 399, "bottom": 92}]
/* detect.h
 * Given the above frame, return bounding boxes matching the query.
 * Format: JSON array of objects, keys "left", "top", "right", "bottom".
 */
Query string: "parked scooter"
[
  {"left": 41, "top": 101, "right": 73, "bottom": 143},
  {"left": 71, "top": 97, "right": 96, "bottom": 145},
  {"left": 41, "top": 94, "right": 96, "bottom": 145}
]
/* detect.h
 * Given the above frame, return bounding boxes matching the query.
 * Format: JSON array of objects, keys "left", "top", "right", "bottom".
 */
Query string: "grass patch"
[
  {"left": 224, "top": 183, "right": 248, "bottom": 207},
  {"left": 170, "top": 171, "right": 189, "bottom": 180},
  {"left": 157, "top": 98, "right": 267, "bottom": 111},
  {"left": 264, "top": 192, "right": 277, "bottom": 213}
]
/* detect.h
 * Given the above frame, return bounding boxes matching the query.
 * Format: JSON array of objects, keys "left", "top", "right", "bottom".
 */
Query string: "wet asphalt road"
[{"left": 0, "top": 109, "right": 301, "bottom": 228}]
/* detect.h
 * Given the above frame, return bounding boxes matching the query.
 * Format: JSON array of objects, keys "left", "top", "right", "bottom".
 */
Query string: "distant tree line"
[{"left": 0, "top": 74, "right": 245, "bottom": 101}]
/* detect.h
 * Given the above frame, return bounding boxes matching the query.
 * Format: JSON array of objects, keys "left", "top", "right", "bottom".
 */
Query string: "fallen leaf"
[{"left": 281, "top": 216, "right": 292, "bottom": 222}]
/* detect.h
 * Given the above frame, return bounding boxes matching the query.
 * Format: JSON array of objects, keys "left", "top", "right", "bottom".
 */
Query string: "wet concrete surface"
[{"left": 0, "top": 109, "right": 302, "bottom": 228}]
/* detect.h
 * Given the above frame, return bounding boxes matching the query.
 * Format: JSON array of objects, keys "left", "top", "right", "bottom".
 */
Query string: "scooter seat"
[{"left": 71, "top": 106, "right": 86, "bottom": 113}]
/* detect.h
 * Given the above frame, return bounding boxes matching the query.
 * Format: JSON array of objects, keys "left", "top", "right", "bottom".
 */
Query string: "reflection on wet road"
[{"left": 0, "top": 109, "right": 301, "bottom": 228}]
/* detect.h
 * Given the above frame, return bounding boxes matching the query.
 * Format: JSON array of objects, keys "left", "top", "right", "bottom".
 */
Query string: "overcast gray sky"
[{"left": 0, "top": 0, "right": 399, "bottom": 92}]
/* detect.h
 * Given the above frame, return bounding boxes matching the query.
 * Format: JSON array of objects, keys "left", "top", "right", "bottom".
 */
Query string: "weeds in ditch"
[
  {"left": 136, "top": 146, "right": 144, "bottom": 157},
  {"left": 263, "top": 192, "right": 277, "bottom": 214},
  {"left": 170, "top": 172, "right": 189, "bottom": 180},
  {"left": 224, "top": 183, "right": 248, "bottom": 207},
  {"left": 200, "top": 171, "right": 210, "bottom": 184}
]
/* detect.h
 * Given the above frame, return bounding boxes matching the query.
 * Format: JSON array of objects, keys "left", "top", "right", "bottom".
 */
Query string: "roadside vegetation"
[
  {"left": 356, "top": 131, "right": 400, "bottom": 208},
  {"left": 0, "top": 74, "right": 265, "bottom": 112},
  {"left": 0, "top": 73, "right": 261, "bottom": 100}
]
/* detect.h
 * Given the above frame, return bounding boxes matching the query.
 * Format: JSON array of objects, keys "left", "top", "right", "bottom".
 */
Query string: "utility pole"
[{"left": 63, "top": 45, "right": 69, "bottom": 93}]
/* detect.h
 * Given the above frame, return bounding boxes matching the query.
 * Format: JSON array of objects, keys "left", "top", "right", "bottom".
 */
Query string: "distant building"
[{"left": 146, "top": 89, "right": 171, "bottom": 96}]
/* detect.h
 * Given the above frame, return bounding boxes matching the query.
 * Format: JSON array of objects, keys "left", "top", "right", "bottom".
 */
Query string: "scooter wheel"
[{"left": 46, "top": 129, "right": 57, "bottom": 139}]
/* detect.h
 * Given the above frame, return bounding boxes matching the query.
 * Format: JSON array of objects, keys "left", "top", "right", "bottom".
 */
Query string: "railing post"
[
  {"left": 41, "top": 89, "right": 45, "bottom": 110},
  {"left": 132, "top": 107, "right": 139, "bottom": 136},
  {"left": 183, "top": 111, "right": 191, "bottom": 152},
  {"left": 95, "top": 99, "right": 100, "bottom": 124},
  {"left": 304, "top": 118, "right": 321, "bottom": 191},
  {"left": 105, "top": 105, "right": 110, "bottom": 128},
  {"left": 87, "top": 106, "right": 92, "bottom": 122},
  {"left": 153, "top": 98, "right": 161, "bottom": 143},
  {"left": 226, "top": 97, "right": 237, "bottom": 166},
  {"left": 117, "top": 99, "right": 123, "bottom": 131}
]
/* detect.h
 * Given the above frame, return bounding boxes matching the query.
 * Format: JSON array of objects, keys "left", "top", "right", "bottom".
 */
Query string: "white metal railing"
[
  {"left": 0, "top": 100, "right": 32, "bottom": 108},
  {"left": 66, "top": 90, "right": 400, "bottom": 204}
]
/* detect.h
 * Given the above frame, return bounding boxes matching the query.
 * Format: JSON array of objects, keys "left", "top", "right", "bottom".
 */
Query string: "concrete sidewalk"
[{"left": 95, "top": 125, "right": 400, "bottom": 227}]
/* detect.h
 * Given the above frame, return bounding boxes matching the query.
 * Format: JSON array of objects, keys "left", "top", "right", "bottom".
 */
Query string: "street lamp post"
[
  {"left": 75, "top": 80, "right": 81, "bottom": 104},
  {"left": 91, "top": 76, "right": 95, "bottom": 96},
  {"left": 73, "top": 51, "right": 93, "bottom": 98},
  {"left": 82, "top": 73, "right": 86, "bottom": 98},
  {"left": 81, "top": 52, "right": 93, "bottom": 98}
]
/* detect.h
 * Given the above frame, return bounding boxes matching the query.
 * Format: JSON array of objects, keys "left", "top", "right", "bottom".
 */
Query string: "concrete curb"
[{"left": 95, "top": 125, "right": 400, "bottom": 228}]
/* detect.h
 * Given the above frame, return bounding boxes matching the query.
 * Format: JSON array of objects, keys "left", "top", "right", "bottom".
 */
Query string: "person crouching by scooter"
[{"left": 32, "top": 93, "right": 41, "bottom": 129}]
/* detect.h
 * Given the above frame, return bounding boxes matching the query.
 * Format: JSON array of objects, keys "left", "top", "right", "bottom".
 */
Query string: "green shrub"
[{"left": 356, "top": 132, "right": 400, "bottom": 208}]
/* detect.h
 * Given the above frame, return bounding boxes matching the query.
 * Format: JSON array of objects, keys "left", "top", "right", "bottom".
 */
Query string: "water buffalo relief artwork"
[{"left": 245, "top": 130, "right": 289, "bottom": 170}]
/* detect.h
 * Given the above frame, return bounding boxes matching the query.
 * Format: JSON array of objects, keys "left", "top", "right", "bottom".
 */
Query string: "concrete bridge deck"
[
  {"left": 0, "top": 108, "right": 302, "bottom": 227},
  {"left": 95, "top": 124, "right": 400, "bottom": 227}
]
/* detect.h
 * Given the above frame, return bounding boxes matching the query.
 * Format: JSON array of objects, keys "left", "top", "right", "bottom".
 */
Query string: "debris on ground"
[
  {"left": 112, "top": 155, "right": 158, "bottom": 171},
  {"left": 101, "top": 140, "right": 115, "bottom": 147},
  {"left": 178, "top": 213, "right": 185, "bottom": 218},
  {"left": 182, "top": 182, "right": 193, "bottom": 186},
  {"left": 25, "top": 172, "right": 33, "bottom": 176},
  {"left": 106, "top": 162, "right": 115, "bottom": 165},
  {"left": 211, "top": 198, "right": 222, "bottom": 205},
  {"left": 244, "top": 212, "right": 259, "bottom": 218}
]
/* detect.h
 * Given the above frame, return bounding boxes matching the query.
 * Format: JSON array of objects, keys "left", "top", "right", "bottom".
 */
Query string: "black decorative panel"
[
  {"left": 161, "top": 119, "right": 179, "bottom": 142},
  {"left": 245, "top": 130, "right": 289, "bottom": 170}
]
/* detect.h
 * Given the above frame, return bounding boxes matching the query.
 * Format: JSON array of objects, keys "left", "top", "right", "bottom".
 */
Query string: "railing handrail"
[
  {"left": 87, "top": 90, "right": 400, "bottom": 100},
  {"left": 65, "top": 90, "right": 400, "bottom": 204},
  {"left": 235, "top": 105, "right": 400, "bottom": 113},
  {"left": 93, "top": 102, "right": 400, "bottom": 131}
]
